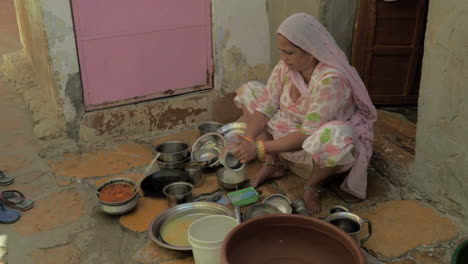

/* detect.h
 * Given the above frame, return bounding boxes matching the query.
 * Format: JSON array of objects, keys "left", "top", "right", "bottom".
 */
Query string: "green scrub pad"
[{"left": 228, "top": 187, "right": 259, "bottom": 207}]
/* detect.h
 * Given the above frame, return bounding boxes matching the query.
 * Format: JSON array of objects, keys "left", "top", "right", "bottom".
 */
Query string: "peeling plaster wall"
[
  {"left": 414, "top": 0, "right": 468, "bottom": 220},
  {"left": 267, "top": 0, "right": 321, "bottom": 66},
  {"left": 12, "top": 0, "right": 63, "bottom": 138},
  {"left": 212, "top": 0, "right": 272, "bottom": 93},
  {"left": 40, "top": 0, "right": 82, "bottom": 139}
]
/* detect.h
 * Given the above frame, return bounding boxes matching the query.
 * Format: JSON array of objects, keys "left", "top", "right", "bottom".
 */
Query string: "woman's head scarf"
[{"left": 278, "top": 13, "right": 377, "bottom": 199}]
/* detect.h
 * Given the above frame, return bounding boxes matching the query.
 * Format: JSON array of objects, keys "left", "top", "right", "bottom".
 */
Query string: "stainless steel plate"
[
  {"left": 148, "top": 202, "right": 234, "bottom": 250},
  {"left": 243, "top": 203, "right": 282, "bottom": 221},
  {"left": 263, "top": 194, "right": 293, "bottom": 214}
]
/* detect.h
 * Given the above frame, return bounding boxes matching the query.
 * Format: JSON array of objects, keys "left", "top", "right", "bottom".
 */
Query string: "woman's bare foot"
[
  {"left": 250, "top": 163, "right": 285, "bottom": 187},
  {"left": 303, "top": 187, "right": 321, "bottom": 214}
]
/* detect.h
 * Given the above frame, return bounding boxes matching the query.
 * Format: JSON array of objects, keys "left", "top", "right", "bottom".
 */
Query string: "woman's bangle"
[
  {"left": 255, "top": 140, "right": 266, "bottom": 161},
  {"left": 240, "top": 135, "right": 254, "bottom": 143}
]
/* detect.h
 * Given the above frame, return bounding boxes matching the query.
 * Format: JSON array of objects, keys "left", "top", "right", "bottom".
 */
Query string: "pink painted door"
[{"left": 71, "top": 0, "right": 213, "bottom": 110}]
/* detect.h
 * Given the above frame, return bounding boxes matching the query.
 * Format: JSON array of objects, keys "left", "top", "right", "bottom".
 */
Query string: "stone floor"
[{"left": 0, "top": 1, "right": 465, "bottom": 263}]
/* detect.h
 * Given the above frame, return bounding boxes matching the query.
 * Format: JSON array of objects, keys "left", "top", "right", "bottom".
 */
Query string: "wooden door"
[
  {"left": 351, "top": 0, "right": 428, "bottom": 105},
  {"left": 71, "top": 0, "right": 213, "bottom": 110}
]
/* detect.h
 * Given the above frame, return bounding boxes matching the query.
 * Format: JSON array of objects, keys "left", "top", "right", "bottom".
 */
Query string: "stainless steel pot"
[
  {"left": 155, "top": 141, "right": 190, "bottom": 162},
  {"left": 323, "top": 207, "right": 372, "bottom": 246},
  {"left": 162, "top": 182, "right": 194, "bottom": 207}
]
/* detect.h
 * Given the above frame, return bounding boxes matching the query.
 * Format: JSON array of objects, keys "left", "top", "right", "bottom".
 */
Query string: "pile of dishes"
[
  {"left": 149, "top": 202, "right": 234, "bottom": 250},
  {"left": 154, "top": 141, "right": 191, "bottom": 170},
  {"left": 191, "top": 133, "right": 226, "bottom": 168}
]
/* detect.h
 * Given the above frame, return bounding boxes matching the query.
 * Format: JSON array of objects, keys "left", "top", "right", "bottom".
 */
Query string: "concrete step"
[{"left": 371, "top": 110, "right": 416, "bottom": 188}]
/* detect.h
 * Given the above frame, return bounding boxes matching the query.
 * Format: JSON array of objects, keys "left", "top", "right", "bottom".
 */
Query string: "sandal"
[
  {"left": 0, "top": 190, "right": 34, "bottom": 211},
  {"left": 0, "top": 171, "right": 14, "bottom": 186},
  {"left": 0, "top": 202, "right": 21, "bottom": 224}
]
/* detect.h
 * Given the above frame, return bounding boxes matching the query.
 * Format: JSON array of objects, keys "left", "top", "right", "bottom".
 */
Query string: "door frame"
[{"left": 351, "top": 0, "right": 428, "bottom": 105}]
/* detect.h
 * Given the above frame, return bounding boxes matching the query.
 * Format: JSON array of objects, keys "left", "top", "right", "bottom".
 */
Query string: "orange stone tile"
[
  {"left": 119, "top": 197, "right": 169, "bottom": 232},
  {"left": 31, "top": 244, "right": 81, "bottom": 264},
  {"left": 411, "top": 250, "right": 445, "bottom": 264},
  {"left": 357, "top": 200, "right": 459, "bottom": 260},
  {"left": 15, "top": 190, "right": 87, "bottom": 235},
  {"left": 94, "top": 172, "right": 142, "bottom": 188},
  {"left": 48, "top": 143, "right": 154, "bottom": 179},
  {"left": 133, "top": 241, "right": 191, "bottom": 264}
]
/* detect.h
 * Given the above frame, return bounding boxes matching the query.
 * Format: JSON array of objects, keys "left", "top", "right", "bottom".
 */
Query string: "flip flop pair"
[
  {"left": 0, "top": 171, "right": 14, "bottom": 186},
  {"left": 0, "top": 190, "right": 34, "bottom": 211},
  {"left": 0, "top": 202, "right": 20, "bottom": 224}
]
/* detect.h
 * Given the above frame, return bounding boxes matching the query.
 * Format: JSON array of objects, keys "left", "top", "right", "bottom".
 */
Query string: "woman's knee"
[{"left": 302, "top": 121, "right": 355, "bottom": 168}]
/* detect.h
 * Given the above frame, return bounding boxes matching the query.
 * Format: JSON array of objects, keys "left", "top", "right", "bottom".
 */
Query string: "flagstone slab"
[
  {"left": 49, "top": 143, "right": 154, "bottom": 179},
  {"left": 14, "top": 190, "right": 87, "bottom": 235},
  {"left": 0, "top": 154, "right": 34, "bottom": 173},
  {"left": 133, "top": 241, "right": 191, "bottom": 264},
  {"left": 358, "top": 200, "right": 459, "bottom": 260},
  {"left": 31, "top": 244, "right": 81, "bottom": 264},
  {"left": 119, "top": 197, "right": 169, "bottom": 232}
]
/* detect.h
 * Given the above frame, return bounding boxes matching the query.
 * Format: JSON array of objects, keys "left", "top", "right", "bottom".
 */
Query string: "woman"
[{"left": 230, "top": 13, "right": 377, "bottom": 214}]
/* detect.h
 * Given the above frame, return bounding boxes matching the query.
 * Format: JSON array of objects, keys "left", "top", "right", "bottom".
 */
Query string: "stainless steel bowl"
[
  {"left": 156, "top": 156, "right": 191, "bottom": 170},
  {"left": 216, "top": 168, "right": 247, "bottom": 190},
  {"left": 263, "top": 194, "right": 293, "bottom": 214},
  {"left": 191, "top": 133, "right": 225, "bottom": 168},
  {"left": 155, "top": 141, "right": 190, "bottom": 162},
  {"left": 162, "top": 182, "right": 194, "bottom": 207},
  {"left": 198, "top": 122, "right": 223, "bottom": 135},
  {"left": 97, "top": 194, "right": 139, "bottom": 215},
  {"left": 148, "top": 202, "right": 234, "bottom": 250},
  {"left": 96, "top": 178, "right": 139, "bottom": 215},
  {"left": 216, "top": 122, "right": 246, "bottom": 142}
]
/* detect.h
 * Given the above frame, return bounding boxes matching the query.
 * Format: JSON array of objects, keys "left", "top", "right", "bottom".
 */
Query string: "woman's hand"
[{"left": 229, "top": 135, "right": 257, "bottom": 164}]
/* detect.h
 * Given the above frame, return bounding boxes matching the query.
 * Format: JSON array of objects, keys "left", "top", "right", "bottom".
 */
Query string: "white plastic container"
[{"left": 188, "top": 215, "right": 238, "bottom": 264}]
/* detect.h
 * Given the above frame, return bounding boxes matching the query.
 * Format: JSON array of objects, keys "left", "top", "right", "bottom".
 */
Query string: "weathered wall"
[
  {"left": 212, "top": 0, "right": 272, "bottom": 92},
  {"left": 9, "top": 0, "right": 63, "bottom": 139},
  {"left": 414, "top": 0, "right": 468, "bottom": 220},
  {"left": 40, "top": 0, "right": 83, "bottom": 140},
  {"left": 10, "top": 0, "right": 274, "bottom": 145},
  {"left": 266, "top": 0, "right": 321, "bottom": 66},
  {"left": 320, "top": 0, "right": 358, "bottom": 59}
]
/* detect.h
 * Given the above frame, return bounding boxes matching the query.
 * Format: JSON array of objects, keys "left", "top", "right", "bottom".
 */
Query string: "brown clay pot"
[{"left": 221, "top": 214, "right": 365, "bottom": 264}]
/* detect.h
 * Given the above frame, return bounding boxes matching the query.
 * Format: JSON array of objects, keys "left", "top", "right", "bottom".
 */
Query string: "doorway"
[{"left": 351, "top": 0, "right": 428, "bottom": 105}]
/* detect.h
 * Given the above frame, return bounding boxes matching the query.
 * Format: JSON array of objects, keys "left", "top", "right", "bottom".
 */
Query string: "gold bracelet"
[
  {"left": 240, "top": 135, "right": 254, "bottom": 143},
  {"left": 255, "top": 140, "right": 266, "bottom": 161}
]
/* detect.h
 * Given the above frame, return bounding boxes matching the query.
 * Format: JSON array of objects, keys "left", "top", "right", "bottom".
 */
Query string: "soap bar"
[{"left": 228, "top": 187, "right": 259, "bottom": 207}]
